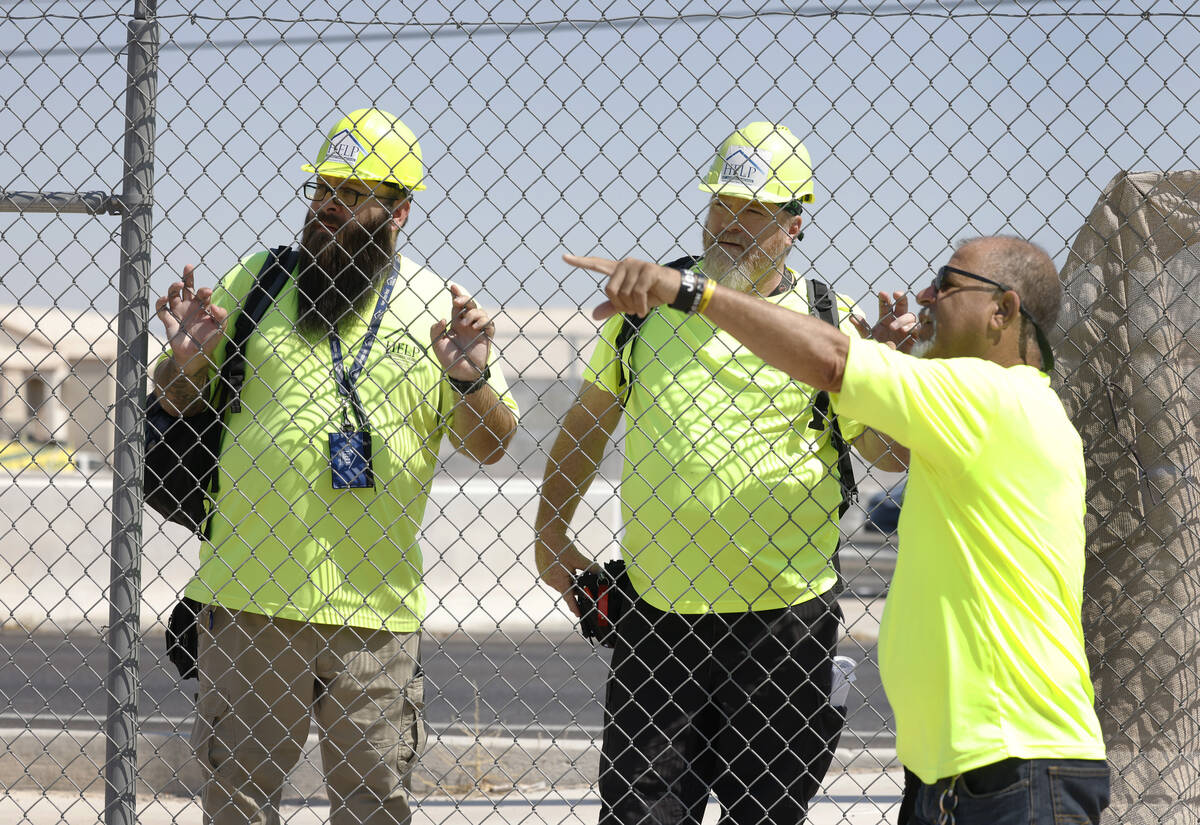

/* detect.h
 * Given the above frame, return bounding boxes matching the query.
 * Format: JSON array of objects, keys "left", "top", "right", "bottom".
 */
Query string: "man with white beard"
[
  {"left": 534, "top": 122, "right": 903, "bottom": 825},
  {"left": 152, "top": 108, "right": 518, "bottom": 825}
]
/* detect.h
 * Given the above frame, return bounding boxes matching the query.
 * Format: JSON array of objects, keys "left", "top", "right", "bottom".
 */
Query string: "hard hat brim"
[
  {"left": 301, "top": 163, "right": 427, "bottom": 192},
  {"left": 698, "top": 181, "right": 815, "bottom": 204}
]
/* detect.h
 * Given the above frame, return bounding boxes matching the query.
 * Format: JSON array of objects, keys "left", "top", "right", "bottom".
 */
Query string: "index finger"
[
  {"left": 891, "top": 292, "right": 909, "bottom": 318},
  {"left": 182, "top": 264, "right": 195, "bottom": 294},
  {"left": 449, "top": 282, "right": 478, "bottom": 309},
  {"left": 563, "top": 254, "right": 618, "bottom": 276}
]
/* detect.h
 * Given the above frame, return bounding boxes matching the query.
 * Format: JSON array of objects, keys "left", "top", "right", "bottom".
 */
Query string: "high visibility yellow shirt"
[
  {"left": 583, "top": 274, "right": 863, "bottom": 614},
  {"left": 183, "top": 250, "right": 519, "bottom": 632},
  {"left": 833, "top": 336, "right": 1105, "bottom": 783}
]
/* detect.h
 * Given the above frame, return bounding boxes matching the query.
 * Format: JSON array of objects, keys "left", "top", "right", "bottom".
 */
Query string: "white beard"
[
  {"left": 908, "top": 338, "right": 934, "bottom": 358},
  {"left": 909, "top": 319, "right": 936, "bottom": 358},
  {"left": 712, "top": 264, "right": 756, "bottom": 292},
  {"left": 701, "top": 244, "right": 775, "bottom": 294}
]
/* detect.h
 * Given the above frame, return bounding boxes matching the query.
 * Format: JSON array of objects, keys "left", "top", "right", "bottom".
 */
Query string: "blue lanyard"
[{"left": 328, "top": 257, "right": 399, "bottom": 430}]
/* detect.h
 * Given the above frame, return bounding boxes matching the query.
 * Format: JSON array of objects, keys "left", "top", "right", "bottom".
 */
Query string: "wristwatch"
[{"left": 447, "top": 366, "right": 491, "bottom": 395}]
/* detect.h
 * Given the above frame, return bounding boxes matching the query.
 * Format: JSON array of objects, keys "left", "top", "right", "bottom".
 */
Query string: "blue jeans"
[{"left": 910, "top": 758, "right": 1110, "bottom": 825}]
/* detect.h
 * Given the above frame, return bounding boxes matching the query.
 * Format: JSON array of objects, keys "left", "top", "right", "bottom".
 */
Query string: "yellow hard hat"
[
  {"left": 699, "top": 122, "right": 814, "bottom": 210},
  {"left": 302, "top": 108, "right": 426, "bottom": 192}
]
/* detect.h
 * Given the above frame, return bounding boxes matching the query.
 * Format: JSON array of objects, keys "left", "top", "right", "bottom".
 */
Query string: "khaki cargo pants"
[{"left": 192, "top": 606, "right": 424, "bottom": 825}]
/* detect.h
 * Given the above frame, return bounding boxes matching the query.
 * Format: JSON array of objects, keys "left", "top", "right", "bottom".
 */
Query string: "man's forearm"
[
  {"left": 577, "top": 254, "right": 851, "bottom": 388},
  {"left": 152, "top": 356, "right": 212, "bottom": 417},
  {"left": 535, "top": 387, "right": 621, "bottom": 541},
  {"left": 450, "top": 386, "right": 517, "bottom": 464},
  {"left": 701, "top": 284, "right": 851, "bottom": 392},
  {"left": 536, "top": 434, "right": 601, "bottom": 541}
]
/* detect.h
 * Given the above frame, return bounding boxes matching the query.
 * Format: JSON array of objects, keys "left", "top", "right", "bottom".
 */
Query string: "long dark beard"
[{"left": 296, "top": 210, "right": 395, "bottom": 337}]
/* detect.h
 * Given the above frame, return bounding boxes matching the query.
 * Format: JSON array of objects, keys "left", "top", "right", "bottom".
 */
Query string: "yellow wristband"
[{"left": 696, "top": 278, "right": 717, "bottom": 314}]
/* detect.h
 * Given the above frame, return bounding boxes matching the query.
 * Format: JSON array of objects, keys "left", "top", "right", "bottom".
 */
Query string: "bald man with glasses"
[{"left": 566, "top": 235, "right": 1109, "bottom": 825}]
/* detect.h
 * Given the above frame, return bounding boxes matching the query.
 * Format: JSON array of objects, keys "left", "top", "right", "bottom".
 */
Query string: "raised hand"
[
  {"left": 154, "top": 264, "right": 229, "bottom": 376},
  {"left": 849, "top": 290, "right": 919, "bottom": 353},
  {"left": 429, "top": 283, "right": 494, "bottom": 380},
  {"left": 562, "top": 254, "right": 681, "bottom": 320}
]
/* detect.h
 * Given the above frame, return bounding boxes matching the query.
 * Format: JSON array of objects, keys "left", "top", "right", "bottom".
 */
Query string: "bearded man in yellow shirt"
[
  {"left": 568, "top": 235, "right": 1109, "bottom": 824},
  {"left": 152, "top": 108, "right": 518, "bottom": 824}
]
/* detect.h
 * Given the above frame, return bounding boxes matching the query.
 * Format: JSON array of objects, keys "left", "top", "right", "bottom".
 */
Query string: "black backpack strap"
[
  {"left": 201, "top": 245, "right": 297, "bottom": 538},
  {"left": 216, "top": 245, "right": 297, "bottom": 415},
  {"left": 806, "top": 278, "right": 858, "bottom": 518},
  {"left": 613, "top": 312, "right": 648, "bottom": 405},
  {"left": 663, "top": 255, "right": 701, "bottom": 271},
  {"left": 613, "top": 255, "right": 699, "bottom": 403}
]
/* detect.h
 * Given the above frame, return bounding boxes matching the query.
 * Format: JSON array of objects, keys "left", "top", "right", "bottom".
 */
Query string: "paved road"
[
  {"left": 1, "top": 470, "right": 896, "bottom": 751},
  {"left": 0, "top": 625, "right": 894, "bottom": 747}
]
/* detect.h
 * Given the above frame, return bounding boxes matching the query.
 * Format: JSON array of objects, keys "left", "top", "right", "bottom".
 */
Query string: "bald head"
[
  {"left": 956, "top": 236, "right": 1061, "bottom": 328},
  {"left": 954, "top": 236, "right": 1060, "bottom": 367}
]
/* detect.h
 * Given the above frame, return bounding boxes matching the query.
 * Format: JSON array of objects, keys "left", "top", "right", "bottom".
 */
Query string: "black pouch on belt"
[
  {"left": 573, "top": 559, "right": 634, "bottom": 648},
  {"left": 165, "top": 596, "right": 202, "bottom": 680}
]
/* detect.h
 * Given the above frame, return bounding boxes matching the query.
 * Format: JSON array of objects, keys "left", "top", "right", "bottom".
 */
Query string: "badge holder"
[{"left": 329, "top": 401, "right": 374, "bottom": 489}]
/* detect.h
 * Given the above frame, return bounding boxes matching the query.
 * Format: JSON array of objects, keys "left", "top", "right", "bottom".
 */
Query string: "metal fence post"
[{"left": 104, "top": 2, "right": 158, "bottom": 824}]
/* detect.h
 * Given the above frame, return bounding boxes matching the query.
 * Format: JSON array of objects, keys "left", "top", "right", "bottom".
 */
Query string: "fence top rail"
[{"left": 0, "top": 192, "right": 123, "bottom": 216}]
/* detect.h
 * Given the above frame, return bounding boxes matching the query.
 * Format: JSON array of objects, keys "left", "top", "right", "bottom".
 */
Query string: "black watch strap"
[
  {"left": 447, "top": 366, "right": 492, "bottom": 395},
  {"left": 669, "top": 268, "right": 707, "bottom": 313}
]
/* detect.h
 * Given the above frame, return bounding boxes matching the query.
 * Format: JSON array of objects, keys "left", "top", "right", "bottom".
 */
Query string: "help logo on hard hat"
[
  {"left": 303, "top": 108, "right": 427, "bottom": 191},
  {"left": 699, "top": 122, "right": 814, "bottom": 208}
]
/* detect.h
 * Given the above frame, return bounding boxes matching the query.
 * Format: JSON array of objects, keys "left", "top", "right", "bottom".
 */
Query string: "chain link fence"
[{"left": 1, "top": 1, "right": 1198, "bottom": 824}]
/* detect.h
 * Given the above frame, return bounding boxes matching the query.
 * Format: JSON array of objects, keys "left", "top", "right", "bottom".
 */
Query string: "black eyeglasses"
[
  {"left": 302, "top": 180, "right": 375, "bottom": 207},
  {"left": 932, "top": 265, "right": 1054, "bottom": 371}
]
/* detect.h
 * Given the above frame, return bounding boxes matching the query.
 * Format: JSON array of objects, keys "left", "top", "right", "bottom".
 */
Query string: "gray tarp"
[{"left": 1058, "top": 170, "right": 1200, "bottom": 824}]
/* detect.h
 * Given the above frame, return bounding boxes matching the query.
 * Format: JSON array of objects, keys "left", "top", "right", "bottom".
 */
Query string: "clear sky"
[{"left": 1, "top": 0, "right": 1196, "bottom": 324}]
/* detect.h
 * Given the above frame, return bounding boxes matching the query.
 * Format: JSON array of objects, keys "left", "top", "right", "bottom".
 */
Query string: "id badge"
[{"left": 329, "top": 430, "right": 374, "bottom": 489}]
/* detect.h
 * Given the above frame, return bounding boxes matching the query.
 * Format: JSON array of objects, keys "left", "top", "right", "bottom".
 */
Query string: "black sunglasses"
[{"left": 933, "top": 265, "right": 1054, "bottom": 371}]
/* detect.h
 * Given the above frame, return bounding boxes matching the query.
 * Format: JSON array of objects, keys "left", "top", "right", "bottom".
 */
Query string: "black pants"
[{"left": 598, "top": 598, "right": 843, "bottom": 825}]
